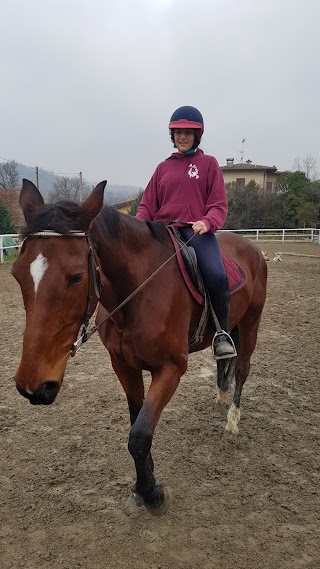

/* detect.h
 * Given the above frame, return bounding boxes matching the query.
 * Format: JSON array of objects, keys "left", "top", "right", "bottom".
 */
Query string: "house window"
[
  {"left": 236, "top": 178, "right": 245, "bottom": 189},
  {"left": 266, "top": 181, "right": 273, "bottom": 192}
]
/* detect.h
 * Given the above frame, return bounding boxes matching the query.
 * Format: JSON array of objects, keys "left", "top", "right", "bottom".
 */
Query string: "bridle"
[
  {"left": 24, "top": 226, "right": 198, "bottom": 357},
  {"left": 23, "top": 230, "right": 102, "bottom": 357}
]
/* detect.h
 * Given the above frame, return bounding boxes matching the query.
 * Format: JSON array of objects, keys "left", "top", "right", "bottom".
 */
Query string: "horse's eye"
[{"left": 68, "top": 274, "right": 83, "bottom": 286}]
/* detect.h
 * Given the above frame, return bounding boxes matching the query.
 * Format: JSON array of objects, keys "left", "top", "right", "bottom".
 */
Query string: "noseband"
[{"left": 24, "top": 230, "right": 102, "bottom": 356}]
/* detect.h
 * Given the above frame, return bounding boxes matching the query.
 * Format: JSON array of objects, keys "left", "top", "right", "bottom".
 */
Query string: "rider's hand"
[{"left": 190, "top": 220, "right": 208, "bottom": 235}]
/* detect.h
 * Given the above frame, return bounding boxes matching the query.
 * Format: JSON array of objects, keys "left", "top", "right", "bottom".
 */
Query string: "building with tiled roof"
[
  {"left": 221, "top": 158, "right": 279, "bottom": 192},
  {"left": 112, "top": 197, "right": 136, "bottom": 214}
]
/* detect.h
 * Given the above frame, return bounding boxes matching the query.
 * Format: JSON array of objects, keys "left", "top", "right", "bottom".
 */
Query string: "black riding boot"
[{"left": 210, "top": 280, "right": 237, "bottom": 359}]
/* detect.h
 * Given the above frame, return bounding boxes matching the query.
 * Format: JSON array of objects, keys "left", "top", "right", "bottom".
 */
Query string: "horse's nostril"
[
  {"left": 33, "top": 381, "right": 60, "bottom": 404},
  {"left": 43, "top": 381, "right": 59, "bottom": 394}
]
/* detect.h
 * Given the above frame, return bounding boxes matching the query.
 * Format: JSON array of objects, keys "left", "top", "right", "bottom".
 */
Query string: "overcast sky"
[{"left": 1, "top": 0, "right": 319, "bottom": 189}]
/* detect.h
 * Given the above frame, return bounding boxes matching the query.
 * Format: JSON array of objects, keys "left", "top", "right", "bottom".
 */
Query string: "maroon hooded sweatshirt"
[{"left": 136, "top": 149, "right": 228, "bottom": 233}]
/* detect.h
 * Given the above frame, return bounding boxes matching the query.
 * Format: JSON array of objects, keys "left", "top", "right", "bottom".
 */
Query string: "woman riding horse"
[{"left": 137, "top": 105, "right": 236, "bottom": 360}]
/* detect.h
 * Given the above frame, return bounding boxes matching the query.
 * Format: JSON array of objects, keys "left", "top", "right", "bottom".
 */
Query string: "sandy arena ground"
[{"left": 0, "top": 241, "right": 319, "bottom": 569}]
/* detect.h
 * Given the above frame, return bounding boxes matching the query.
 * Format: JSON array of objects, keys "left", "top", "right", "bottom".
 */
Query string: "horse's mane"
[
  {"left": 93, "top": 207, "right": 170, "bottom": 245},
  {"left": 93, "top": 206, "right": 124, "bottom": 240},
  {"left": 21, "top": 200, "right": 170, "bottom": 247}
]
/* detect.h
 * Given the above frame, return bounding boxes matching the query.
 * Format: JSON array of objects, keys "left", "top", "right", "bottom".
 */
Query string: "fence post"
[
  {"left": 282, "top": 229, "right": 285, "bottom": 242},
  {"left": 0, "top": 236, "right": 3, "bottom": 264}
]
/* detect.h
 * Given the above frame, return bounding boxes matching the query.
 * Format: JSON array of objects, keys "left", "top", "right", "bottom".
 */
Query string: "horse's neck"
[{"left": 92, "top": 218, "right": 171, "bottom": 309}]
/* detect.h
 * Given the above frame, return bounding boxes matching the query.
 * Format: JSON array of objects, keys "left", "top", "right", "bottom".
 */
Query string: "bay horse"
[{"left": 12, "top": 179, "right": 267, "bottom": 512}]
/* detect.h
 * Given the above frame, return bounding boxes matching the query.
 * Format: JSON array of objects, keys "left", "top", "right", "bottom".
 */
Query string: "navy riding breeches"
[{"left": 179, "top": 227, "right": 227, "bottom": 293}]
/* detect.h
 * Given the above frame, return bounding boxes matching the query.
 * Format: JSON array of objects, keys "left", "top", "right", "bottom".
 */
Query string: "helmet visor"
[{"left": 169, "top": 119, "right": 203, "bottom": 131}]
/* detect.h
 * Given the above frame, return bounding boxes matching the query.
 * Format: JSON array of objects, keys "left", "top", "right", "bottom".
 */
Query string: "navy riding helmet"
[{"left": 168, "top": 105, "right": 204, "bottom": 149}]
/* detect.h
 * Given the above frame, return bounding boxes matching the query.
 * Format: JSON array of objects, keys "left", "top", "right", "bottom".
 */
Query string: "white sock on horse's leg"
[{"left": 225, "top": 403, "right": 240, "bottom": 434}]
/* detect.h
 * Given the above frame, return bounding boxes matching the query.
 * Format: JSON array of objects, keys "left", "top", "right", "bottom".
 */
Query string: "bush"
[{"left": 0, "top": 201, "right": 16, "bottom": 233}]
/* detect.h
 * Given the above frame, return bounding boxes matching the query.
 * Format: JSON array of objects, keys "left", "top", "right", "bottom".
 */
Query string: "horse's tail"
[{"left": 217, "top": 325, "right": 239, "bottom": 392}]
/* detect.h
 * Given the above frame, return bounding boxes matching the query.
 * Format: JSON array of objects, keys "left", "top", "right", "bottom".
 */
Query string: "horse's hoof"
[
  {"left": 132, "top": 491, "right": 144, "bottom": 507},
  {"left": 124, "top": 492, "right": 144, "bottom": 517},
  {"left": 225, "top": 422, "right": 239, "bottom": 435},
  {"left": 147, "top": 486, "right": 170, "bottom": 516},
  {"left": 126, "top": 485, "right": 170, "bottom": 516},
  {"left": 141, "top": 483, "right": 164, "bottom": 509},
  {"left": 215, "top": 388, "right": 229, "bottom": 405}
]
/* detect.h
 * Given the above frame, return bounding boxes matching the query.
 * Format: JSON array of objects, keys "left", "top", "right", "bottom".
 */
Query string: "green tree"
[
  {"left": 264, "top": 193, "right": 294, "bottom": 228},
  {"left": 128, "top": 189, "right": 144, "bottom": 216},
  {"left": 225, "top": 181, "right": 270, "bottom": 229},
  {"left": 276, "top": 170, "right": 310, "bottom": 196},
  {"left": 306, "top": 181, "right": 320, "bottom": 226},
  {"left": 269, "top": 171, "right": 317, "bottom": 227},
  {"left": 0, "top": 201, "right": 16, "bottom": 233},
  {"left": 296, "top": 202, "right": 318, "bottom": 227}
]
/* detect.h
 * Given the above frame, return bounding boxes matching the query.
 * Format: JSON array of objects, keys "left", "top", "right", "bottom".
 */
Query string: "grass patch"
[{"left": 3, "top": 251, "right": 19, "bottom": 263}]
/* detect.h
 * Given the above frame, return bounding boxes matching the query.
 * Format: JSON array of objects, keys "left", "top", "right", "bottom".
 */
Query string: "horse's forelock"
[{"left": 20, "top": 201, "right": 89, "bottom": 238}]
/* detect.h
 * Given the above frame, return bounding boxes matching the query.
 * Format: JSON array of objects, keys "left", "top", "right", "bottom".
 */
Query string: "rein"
[{"left": 25, "top": 225, "right": 197, "bottom": 357}]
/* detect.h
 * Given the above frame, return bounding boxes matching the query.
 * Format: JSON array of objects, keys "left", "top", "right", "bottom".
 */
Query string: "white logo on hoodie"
[{"left": 188, "top": 164, "right": 199, "bottom": 179}]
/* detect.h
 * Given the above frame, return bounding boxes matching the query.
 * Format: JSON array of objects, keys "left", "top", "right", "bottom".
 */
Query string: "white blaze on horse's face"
[{"left": 30, "top": 253, "right": 49, "bottom": 295}]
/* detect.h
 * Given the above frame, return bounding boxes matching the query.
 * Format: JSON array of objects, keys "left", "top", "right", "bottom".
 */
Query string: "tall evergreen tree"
[
  {"left": 0, "top": 201, "right": 16, "bottom": 233},
  {"left": 128, "top": 189, "right": 144, "bottom": 216}
]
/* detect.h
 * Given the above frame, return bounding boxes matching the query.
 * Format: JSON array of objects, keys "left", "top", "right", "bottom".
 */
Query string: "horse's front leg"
[
  {"left": 111, "top": 359, "right": 155, "bottom": 479},
  {"left": 110, "top": 357, "right": 152, "bottom": 466},
  {"left": 128, "top": 363, "right": 183, "bottom": 511}
]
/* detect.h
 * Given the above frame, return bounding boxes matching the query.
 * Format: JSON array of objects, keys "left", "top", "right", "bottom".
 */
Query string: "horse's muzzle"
[{"left": 16, "top": 381, "right": 60, "bottom": 405}]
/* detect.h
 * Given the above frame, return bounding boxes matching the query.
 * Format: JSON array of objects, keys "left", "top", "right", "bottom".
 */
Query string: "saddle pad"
[{"left": 167, "top": 229, "right": 247, "bottom": 305}]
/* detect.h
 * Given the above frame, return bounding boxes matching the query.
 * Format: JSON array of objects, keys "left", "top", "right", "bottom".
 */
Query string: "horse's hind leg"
[
  {"left": 225, "top": 311, "right": 262, "bottom": 434},
  {"left": 216, "top": 326, "right": 239, "bottom": 405},
  {"left": 216, "top": 358, "right": 236, "bottom": 404}
]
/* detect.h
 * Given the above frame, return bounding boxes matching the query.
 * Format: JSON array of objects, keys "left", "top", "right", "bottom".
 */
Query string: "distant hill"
[{"left": 16, "top": 163, "right": 141, "bottom": 205}]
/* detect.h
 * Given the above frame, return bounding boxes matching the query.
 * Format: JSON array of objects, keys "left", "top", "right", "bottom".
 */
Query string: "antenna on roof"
[{"left": 240, "top": 138, "right": 246, "bottom": 163}]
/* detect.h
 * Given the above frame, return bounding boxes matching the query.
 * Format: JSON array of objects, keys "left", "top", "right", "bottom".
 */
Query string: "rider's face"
[{"left": 173, "top": 129, "right": 195, "bottom": 153}]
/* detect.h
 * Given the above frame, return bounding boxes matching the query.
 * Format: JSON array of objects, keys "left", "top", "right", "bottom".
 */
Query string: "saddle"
[
  {"left": 167, "top": 225, "right": 247, "bottom": 349},
  {"left": 167, "top": 226, "right": 247, "bottom": 302}
]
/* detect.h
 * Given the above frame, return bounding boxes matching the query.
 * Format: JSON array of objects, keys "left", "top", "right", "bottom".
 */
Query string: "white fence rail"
[
  {"left": 1, "top": 228, "right": 319, "bottom": 263},
  {"left": 220, "top": 227, "right": 320, "bottom": 243}
]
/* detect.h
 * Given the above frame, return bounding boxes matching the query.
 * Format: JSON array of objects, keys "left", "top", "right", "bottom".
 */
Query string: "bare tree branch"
[
  {"left": 48, "top": 175, "right": 89, "bottom": 203},
  {"left": 0, "top": 160, "right": 20, "bottom": 190},
  {"left": 293, "top": 154, "right": 318, "bottom": 181}
]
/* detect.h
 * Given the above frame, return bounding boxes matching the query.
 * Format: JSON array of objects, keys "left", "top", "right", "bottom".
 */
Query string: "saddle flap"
[{"left": 169, "top": 226, "right": 205, "bottom": 291}]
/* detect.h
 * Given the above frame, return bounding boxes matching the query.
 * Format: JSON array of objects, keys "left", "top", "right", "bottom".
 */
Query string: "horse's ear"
[
  {"left": 19, "top": 179, "right": 45, "bottom": 223},
  {"left": 79, "top": 180, "right": 107, "bottom": 224}
]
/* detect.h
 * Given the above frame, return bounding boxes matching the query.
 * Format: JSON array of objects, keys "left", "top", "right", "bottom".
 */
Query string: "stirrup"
[{"left": 212, "top": 330, "right": 237, "bottom": 360}]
